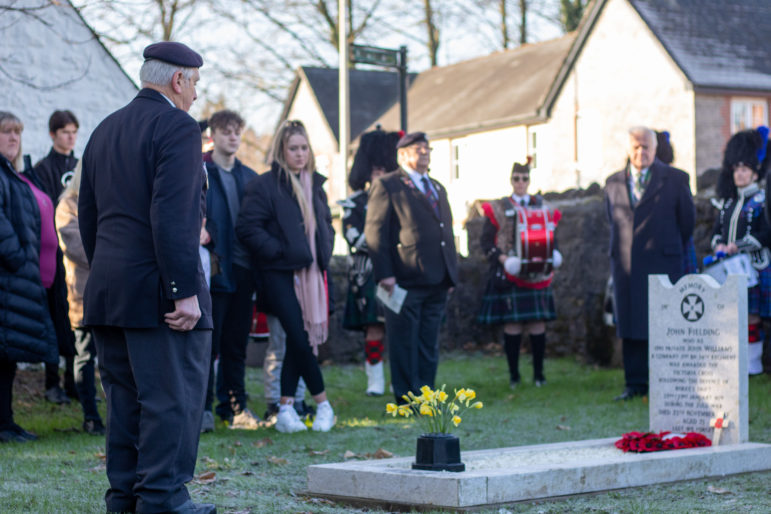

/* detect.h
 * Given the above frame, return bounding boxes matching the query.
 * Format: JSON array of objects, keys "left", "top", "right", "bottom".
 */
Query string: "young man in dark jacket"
[
  {"left": 34, "top": 110, "right": 79, "bottom": 205},
  {"left": 33, "top": 110, "right": 80, "bottom": 405},
  {"left": 201, "top": 110, "right": 259, "bottom": 432}
]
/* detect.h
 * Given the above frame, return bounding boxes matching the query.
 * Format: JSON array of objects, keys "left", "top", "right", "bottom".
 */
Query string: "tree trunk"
[
  {"left": 424, "top": 0, "right": 439, "bottom": 67},
  {"left": 500, "top": 0, "right": 510, "bottom": 49},
  {"left": 519, "top": 0, "right": 527, "bottom": 45}
]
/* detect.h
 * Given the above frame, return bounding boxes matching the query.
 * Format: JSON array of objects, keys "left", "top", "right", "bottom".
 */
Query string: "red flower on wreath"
[{"left": 615, "top": 431, "right": 711, "bottom": 453}]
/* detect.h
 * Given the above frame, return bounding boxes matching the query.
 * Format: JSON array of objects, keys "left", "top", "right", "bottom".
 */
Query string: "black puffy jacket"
[
  {"left": 0, "top": 156, "right": 57, "bottom": 364},
  {"left": 236, "top": 161, "right": 334, "bottom": 273}
]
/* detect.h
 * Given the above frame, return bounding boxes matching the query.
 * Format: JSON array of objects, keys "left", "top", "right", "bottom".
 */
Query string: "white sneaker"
[
  {"left": 275, "top": 406, "right": 307, "bottom": 433},
  {"left": 229, "top": 408, "right": 262, "bottom": 430},
  {"left": 312, "top": 402, "right": 335, "bottom": 432},
  {"left": 365, "top": 361, "right": 385, "bottom": 396}
]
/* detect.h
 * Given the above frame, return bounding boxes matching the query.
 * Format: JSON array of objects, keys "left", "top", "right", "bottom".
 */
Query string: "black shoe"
[
  {"left": 0, "top": 429, "right": 27, "bottom": 443},
  {"left": 534, "top": 378, "right": 547, "bottom": 387},
  {"left": 169, "top": 499, "right": 216, "bottom": 513},
  {"left": 45, "top": 386, "right": 71, "bottom": 405},
  {"left": 509, "top": 378, "right": 520, "bottom": 390},
  {"left": 11, "top": 423, "right": 37, "bottom": 441},
  {"left": 83, "top": 419, "right": 106, "bottom": 436},
  {"left": 294, "top": 400, "right": 315, "bottom": 418},
  {"left": 614, "top": 388, "right": 644, "bottom": 401}
]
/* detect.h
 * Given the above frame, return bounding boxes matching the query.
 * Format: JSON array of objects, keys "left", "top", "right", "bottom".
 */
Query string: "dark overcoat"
[
  {"left": 203, "top": 153, "right": 257, "bottom": 293},
  {"left": 33, "top": 148, "right": 78, "bottom": 205},
  {"left": 364, "top": 168, "right": 458, "bottom": 288},
  {"left": 605, "top": 158, "right": 695, "bottom": 339},
  {"left": 0, "top": 156, "right": 58, "bottom": 363},
  {"left": 78, "top": 88, "right": 212, "bottom": 329}
]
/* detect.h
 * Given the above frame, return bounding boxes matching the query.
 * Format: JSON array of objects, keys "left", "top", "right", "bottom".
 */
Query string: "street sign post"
[{"left": 349, "top": 43, "right": 408, "bottom": 132}]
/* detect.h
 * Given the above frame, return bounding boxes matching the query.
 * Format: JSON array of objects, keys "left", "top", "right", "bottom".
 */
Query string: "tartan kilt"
[
  {"left": 342, "top": 273, "right": 385, "bottom": 330},
  {"left": 748, "top": 266, "right": 771, "bottom": 317},
  {"left": 477, "top": 277, "right": 557, "bottom": 325}
]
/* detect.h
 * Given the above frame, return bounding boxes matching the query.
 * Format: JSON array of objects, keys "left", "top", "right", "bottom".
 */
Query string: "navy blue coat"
[
  {"left": 236, "top": 161, "right": 334, "bottom": 273},
  {"left": 79, "top": 88, "right": 212, "bottom": 329},
  {"left": 0, "top": 156, "right": 57, "bottom": 363},
  {"left": 605, "top": 159, "right": 695, "bottom": 339},
  {"left": 203, "top": 153, "right": 257, "bottom": 293}
]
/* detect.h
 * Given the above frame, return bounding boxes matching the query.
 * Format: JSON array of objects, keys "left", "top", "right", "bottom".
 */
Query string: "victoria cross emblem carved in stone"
[{"left": 680, "top": 294, "right": 704, "bottom": 322}]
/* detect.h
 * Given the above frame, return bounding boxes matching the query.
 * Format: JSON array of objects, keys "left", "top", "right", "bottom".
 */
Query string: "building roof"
[
  {"left": 278, "top": 66, "right": 416, "bottom": 145},
  {"left": 544, "top": 0, "right": 771, "bottom": 114},
  {"left": 629, "top": 0, "right": 771, "bottom": 91},
  {"left": 372, "top": 34, "right": 576, "bottom": 138}
]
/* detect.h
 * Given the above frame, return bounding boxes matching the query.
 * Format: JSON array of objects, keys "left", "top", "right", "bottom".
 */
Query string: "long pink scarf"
[{"left": 293, "top": 169, "right": 328, "bottom": 354}]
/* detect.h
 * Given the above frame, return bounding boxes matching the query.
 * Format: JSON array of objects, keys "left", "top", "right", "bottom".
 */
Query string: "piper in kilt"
[
  {"left": 477, "top": 160, "right": 562, "bottom": 387},
  {"left": 339, "top": 129, "right": 400, "bottom": 395},
  {"left": 711, "top": 127, "right": 770, "bottom": 375}
]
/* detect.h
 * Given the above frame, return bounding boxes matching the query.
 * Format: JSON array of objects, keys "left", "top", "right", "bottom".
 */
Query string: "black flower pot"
[{"left": 412, "top": 433, "right": 465, "bottom": 472}]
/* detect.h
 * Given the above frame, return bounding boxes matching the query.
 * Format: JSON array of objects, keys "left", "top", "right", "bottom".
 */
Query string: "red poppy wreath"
[{"left": 615, "top": 431, "right": 712, "bottom": 453}]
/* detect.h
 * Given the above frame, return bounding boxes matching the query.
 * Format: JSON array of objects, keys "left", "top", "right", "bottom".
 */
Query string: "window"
[
  {"left": 731, "top": 98, "right": 768, "bottom": 134},
  {"left": 451, "top": 140, "right": 462, "bottom": 181}
]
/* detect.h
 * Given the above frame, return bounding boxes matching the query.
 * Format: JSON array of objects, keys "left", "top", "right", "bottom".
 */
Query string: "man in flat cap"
[
  {"left": 365, "top": 132, "right": 458, "bottom": 404},
  {"left": 79, "top": 42, "right": 215, "bottom": 514}
]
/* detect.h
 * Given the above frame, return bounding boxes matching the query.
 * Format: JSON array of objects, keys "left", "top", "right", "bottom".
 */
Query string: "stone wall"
[{"left": 317, "top": 183, "right": 719, "bottom": 367}]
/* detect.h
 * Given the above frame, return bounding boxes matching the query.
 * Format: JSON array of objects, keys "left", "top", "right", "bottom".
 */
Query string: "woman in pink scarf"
[{"left": 236, "top": 120, "right": 335, "bottom": 433}]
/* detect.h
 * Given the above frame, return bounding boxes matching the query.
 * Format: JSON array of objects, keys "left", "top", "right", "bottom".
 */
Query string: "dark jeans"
[
  {"left": 262, "top": 269, "right": 325, "bottom": 398},
  {"left": 206, "top": 265, "right": 254, "bottom": 418},
  {"left": 385, "top": 285, "right": 448, "bottom": 404},
  {"left": 73, "top": 328, "right": 101, "bottom": 422},
  {"left": 93, "top": 325, "right": 211, "bottom": 514},
  {"left": 44, "top": 356, "right": 75, "bottom": 391},
  {"left": 0, "top": 359, "right": 16, "bottom": 428},
  {"left": 622, "top": 337, "right": 649, "bottom": 393}
]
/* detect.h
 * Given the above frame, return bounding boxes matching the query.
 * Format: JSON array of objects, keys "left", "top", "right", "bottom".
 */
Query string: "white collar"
[
  {"left": 512, "top": 193, "right": 529, "bottom": 205},
  {"left": 737, "top": 182, "right": 760, "bottom": 197},
  {"left": 158, "top": 92, "right": 176, "bottom": 108}
]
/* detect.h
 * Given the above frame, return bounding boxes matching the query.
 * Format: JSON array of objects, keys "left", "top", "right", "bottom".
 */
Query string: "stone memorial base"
[{"left": 306, "top": 438, "right": 771, "bottom": 510}]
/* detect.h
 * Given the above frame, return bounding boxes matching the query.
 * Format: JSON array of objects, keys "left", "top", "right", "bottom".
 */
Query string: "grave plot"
[{"left": 306, "top": 275, "right": 771, "bottom": 509}]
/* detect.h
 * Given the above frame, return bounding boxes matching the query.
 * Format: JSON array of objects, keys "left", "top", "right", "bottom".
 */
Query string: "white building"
[{"left": 0, "top": 0, "right": 137, "bottom": 161}]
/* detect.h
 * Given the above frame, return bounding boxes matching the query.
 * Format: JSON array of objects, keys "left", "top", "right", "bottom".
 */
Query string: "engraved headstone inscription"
[{"left": 648, "top": 274, "right": 748, "bottom": 445}]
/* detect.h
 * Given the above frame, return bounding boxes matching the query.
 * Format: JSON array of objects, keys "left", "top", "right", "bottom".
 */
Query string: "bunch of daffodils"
[{"left": 386, "top": 385, "right": 483, "bottom": 434}]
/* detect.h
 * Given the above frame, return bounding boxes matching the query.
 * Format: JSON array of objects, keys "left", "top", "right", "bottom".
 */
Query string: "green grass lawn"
[{"left": 1, "top": 352, "right": 769, "bottom": 513}]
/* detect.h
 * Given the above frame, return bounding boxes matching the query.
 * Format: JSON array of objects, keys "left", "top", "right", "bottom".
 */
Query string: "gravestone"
[{"left": 648, "top": 274, "right": 748, "bottom": 445}]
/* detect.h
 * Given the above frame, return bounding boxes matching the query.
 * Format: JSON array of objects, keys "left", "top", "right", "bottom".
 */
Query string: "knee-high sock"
[
  {"left": 365, "top": 340, "right": 384, "bottom": 364},
  {"left": 530, "top": 333, "right": 546, "bottom": 381},
  {"left": 503, "top": 333, "right": 521, "bottom": 382}
]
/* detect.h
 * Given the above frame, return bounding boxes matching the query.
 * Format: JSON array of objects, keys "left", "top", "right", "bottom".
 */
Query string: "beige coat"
[{"left": 55, "top": 194, "right": 89, "bottom": 328}]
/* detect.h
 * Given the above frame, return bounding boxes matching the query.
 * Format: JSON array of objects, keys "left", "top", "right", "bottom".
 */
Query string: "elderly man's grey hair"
[
  {"left": 628, "top": 126, "right": 656, "bottom": 141},
  {"left": 139, "top": 59, "right": 195, "bottom": 87}
]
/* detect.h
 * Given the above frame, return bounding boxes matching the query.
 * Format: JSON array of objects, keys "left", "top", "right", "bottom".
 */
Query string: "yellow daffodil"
[
  {"left": 456, "top": 388, "right": 467, "bottom": 401},
  {"left": 398, "top": 406, "right": 412, "bottom": 417},
  {"left": 386, "top": 403, "right": 397, "bottom": 415},
  {"left": 466, "top": 389, "right": 476, "bottom": 400},
  {"left": 419, "top": 403, "right": 433, "bottom": 416},
  {"left": 420, "top": 385, "right": 433, "bottom": 395},
  {"left": 452, "top": 415, "right": 461, "bottom": 426},
  {"left": 437, "top": 390, "right": 448, "bottom": 402},
  {"left": 472, "top": 401, "right": 483, "bottom": 409}
]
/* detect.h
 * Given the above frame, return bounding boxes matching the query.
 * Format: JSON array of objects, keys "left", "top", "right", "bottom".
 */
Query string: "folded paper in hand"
[{"left": 376, "top": 283, "right": 407, "bottom": 314}]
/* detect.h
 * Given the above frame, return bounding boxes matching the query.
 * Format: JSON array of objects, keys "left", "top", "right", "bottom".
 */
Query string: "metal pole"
[
  {"left": 338, "top": 0, "right": 350, "bottom": 194},
  {"left": 399, "top": 45, "right": 408, "bottom": 133}
]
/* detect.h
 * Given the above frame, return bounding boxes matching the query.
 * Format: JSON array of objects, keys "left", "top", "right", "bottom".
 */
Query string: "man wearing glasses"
[{"left": 365, "top": 132, "right": 458, "bottom": 404}]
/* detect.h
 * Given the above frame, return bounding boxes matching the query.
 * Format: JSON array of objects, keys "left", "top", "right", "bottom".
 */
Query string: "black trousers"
[
  {"left": 206, "top": 264, "right": 254, "bottom": 418},
  {"left": 261, "top": 269, "right": 325, "bottom": 398},
  {"left": 0, "top": 358, "right": 16, "bottom": 428},
  {"left": 385, "top": 285, "right": 448, "bottom": 404},
  {"left": 622, "top": 337, "right": 648, "bottom": 393},
  {"left": 93, "top": 325, "right": 211, "bottom": 514}
]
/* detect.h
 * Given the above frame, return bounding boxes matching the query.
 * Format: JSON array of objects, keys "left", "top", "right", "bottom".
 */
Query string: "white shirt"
[
  {"left": 406, "top": 167, "right": 437, "bottom": 197},
  {"left": 158, "top": 92, "right": 176, "bottom": 108},
  {"left": 511, "top": 194, "right": 530, "bottom": 207}
]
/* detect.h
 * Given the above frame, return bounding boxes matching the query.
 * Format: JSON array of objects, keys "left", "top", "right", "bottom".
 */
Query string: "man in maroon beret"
[
  {"left": 364, "top": 131, "right": 458, "bottom": 404},
  {"left": 79, "top": 41, "right": 215, "bottom": 514}
]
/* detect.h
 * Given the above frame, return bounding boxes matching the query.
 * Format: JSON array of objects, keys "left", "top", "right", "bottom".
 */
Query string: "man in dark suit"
[
  {"left": 79, "top": 42, "right": 215, "bottom": 514},
  {"left": 365, "top": 132, "right": 458, "bottom": 404},
  {"left": 605, "top": 126, "right": 694, "bottom": 401}
]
